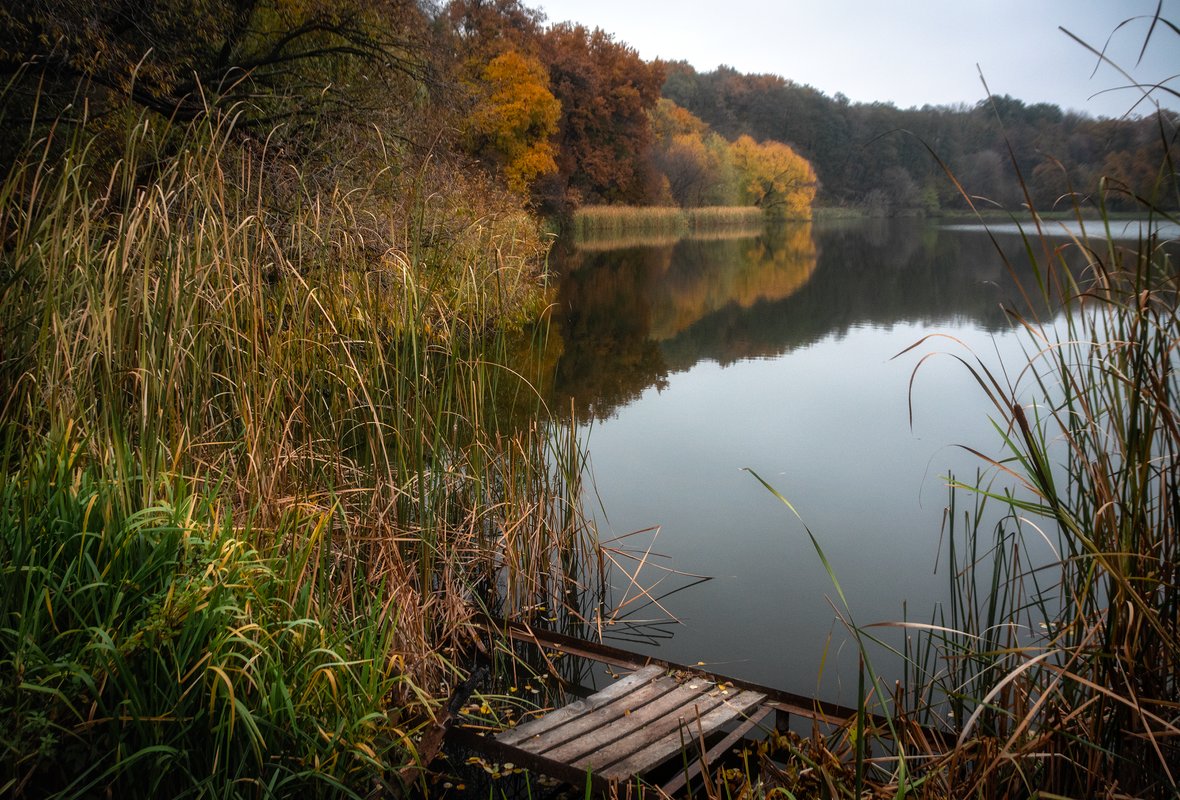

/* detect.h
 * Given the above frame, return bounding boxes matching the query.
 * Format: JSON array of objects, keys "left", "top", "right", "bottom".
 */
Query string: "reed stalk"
[
  {"left": 570, "top": 205, "right": 765, "bottom": 244},
  {"left": 0, "top": 94, "right": 590, "bottom": 796},
  {"left": 749, "top": 17, "right": 1178, "bottom": 798}
]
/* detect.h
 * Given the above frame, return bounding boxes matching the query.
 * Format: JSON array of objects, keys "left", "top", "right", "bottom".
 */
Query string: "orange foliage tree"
[
  {"left": 467, "top": 50, "right": 561, "bottom": 194},
  {"left": 649, "top": 99, "right": 736, "bottom": 206},
  {"left": 540, "top": 23, "right": 665, "bottom": 209}
]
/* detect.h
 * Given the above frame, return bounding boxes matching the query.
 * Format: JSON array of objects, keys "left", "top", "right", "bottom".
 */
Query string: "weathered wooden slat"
[
  {"left": 454, "top": 616, "right": 951, "bottom": 793},
  {"left": 514, "top": 675, "right": 681, "bottom": 756},
  {"left": 496, "top": 665, "right": 664, "bottom": 746},
  {"left": 545, "top": 679, "right": 717, "bottom": 766},
  {"left": 596, "top": 689, "right": 767, "bottom": 780},
  {"left": 478, "top": 615, "right": 904, "bottom": 732},
  {"left": 450, "top": 726, "right": 610, "bottom": 795},
  {"left": 659, "top": 706, "right": 773, "bottom": 796},
  {"left": 569, "top": 686, "right": 727, "bottom": 773}
]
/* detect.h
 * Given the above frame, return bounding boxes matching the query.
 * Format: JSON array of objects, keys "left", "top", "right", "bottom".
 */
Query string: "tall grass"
[
  {"left": 0, "top": 99, "right": 592, "bottom": 796},
  {"left": 0, "top": 429, "right": 413, "bottom": 797},
  {"left": 745, "top": 200, "right": 1178, "bottom": 800},
  {"left": 745, "top": 35, "right": 1179, "bottom": 800},
  {"left": 569, "top": 205, "right": 764, "bottom": 243},
  {"left": 896, "top": 198, "right": 1180, "bottom": 797}
]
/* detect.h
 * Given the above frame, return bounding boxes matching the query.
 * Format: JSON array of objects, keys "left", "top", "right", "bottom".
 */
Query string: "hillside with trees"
[
  {"left": 7, "top": 0, "right": 1166, "bottom": 220},
  {"left": 662, "top": 62, "right": 1178, "bottom": 213},
  {"left": 1, "top": 0, "right": 1176, "bottom": 795}
]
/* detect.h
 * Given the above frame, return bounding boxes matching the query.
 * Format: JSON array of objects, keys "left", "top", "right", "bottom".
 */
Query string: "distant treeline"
[
  {"left": 662, "top": 62, "right": 1179, "bottom": 213},
  {"left": 3, "top": 0, "right": 1173, "bottom": 226}
]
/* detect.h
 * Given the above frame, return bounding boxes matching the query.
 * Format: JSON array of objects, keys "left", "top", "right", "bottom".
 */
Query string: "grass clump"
[
  {"left": 757, "top": 168, "right": 1179, "bottom": 800},
  {"left": 723, "top": 188, "right": 1178, "bottom": 800},
  {"left": 1, "top": 429, "right": 410, "bottom": 797},
  {"left": 741, "top": 23, "right": 1179, "bottom": 800},
  {"left": 0, "top": 91, "right": 589, "bottom": 796},
  {"left": 901, "top": 198, "right": 1180, "bottom": 797}
]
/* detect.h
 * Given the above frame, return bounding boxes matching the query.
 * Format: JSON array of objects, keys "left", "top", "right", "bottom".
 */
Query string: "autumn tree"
[
  {"left": 443, "top": 0, "right": 545, "bottom": 59},
  {"left": 664, "top": 62, "right": 1178, "bottom": 213},
  {"left": 539, "top": 23, "right": 664, "bottom": 209},
  {"left": 648, "top": 99, "right": 736, "bottom": 206},
  {"left": 649, "top": 97, "right": 709, "bottom": 142},
  {"left": 0, "top": 0, "right": 430, "bottom": 129},
  {"left": 467, "top": 50, "right": 561, "bottom": 194},
  {"left": 730, "top": 135, "right": 817, "bottom": 219}
]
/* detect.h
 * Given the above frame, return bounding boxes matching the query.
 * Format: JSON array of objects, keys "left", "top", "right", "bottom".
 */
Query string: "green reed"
[
  {"left": 745, "top": 209, "right": 1177, "bottom": 800},
  {"left": 0, "top": 98, "right": 590, "bottom": 796},
  {"left": 900, "top": 196, "right": 1180, "bottom": 796},
  {"left": 0, "top": 429, "right": 414, "bottom": 796},
  {"left": 746, "top": 61, "right": 1178, "bottom": 800}
]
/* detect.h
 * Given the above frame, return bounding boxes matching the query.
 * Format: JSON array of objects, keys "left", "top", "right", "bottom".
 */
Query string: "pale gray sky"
[{"left": 532, "top": 0, "right": 1180, "bottom": 117}]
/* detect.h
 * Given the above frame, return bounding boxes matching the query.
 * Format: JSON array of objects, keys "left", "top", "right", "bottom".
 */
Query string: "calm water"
[{"left": 543, "top": 217, "right": 1153, "bottom": 705}]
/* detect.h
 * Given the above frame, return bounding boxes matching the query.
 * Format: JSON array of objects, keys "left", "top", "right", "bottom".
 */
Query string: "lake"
[{"left": 542, "top": 216, "right": 1170, "bottom": 706}]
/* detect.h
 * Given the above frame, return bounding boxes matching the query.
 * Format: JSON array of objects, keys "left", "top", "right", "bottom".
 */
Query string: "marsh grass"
[
  {"left": 0, "top": 430, "right": 415, "bottom": 796},
  {"left": 893, "top": 198, "right": 1180, "bottom": 797},
  {"left": 570, "top": 206, "right": 764, "bottom": 244},
  {"left": 567, "top": 225, "right": 782, "bottom": 254},
  {"left": 715, "top": 210, "right": 1178, "bottom": 800},
  {"left": 738, "top": 21, "right": 1180, "bottom": 800},
  {"left": 0, "top": 98, "right": 592, "bottom": 796}
]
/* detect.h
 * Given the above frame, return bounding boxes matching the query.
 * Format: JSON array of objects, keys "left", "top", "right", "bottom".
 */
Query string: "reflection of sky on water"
[
  {"left": 551, "top": 218, "right": 1114, "bottom": 702},
  {"left": 942, "top": 218, "right": 1180, "bottom": 241},
  {"left": 583, "top": 319, "right": 1054, "bottom": 702}
]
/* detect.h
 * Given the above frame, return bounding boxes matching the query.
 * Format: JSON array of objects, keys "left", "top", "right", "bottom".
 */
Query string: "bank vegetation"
[{"left": 1, "top": 1, "right": 1177, "bottom": 798}]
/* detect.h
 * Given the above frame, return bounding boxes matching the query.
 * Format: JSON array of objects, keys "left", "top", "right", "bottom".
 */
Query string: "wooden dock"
[
  {"left": 498, "top": 663, "right": 766, "bottom": 786},
  {"left": 450, "top": 618, "right": 891, "bottom": 795}
]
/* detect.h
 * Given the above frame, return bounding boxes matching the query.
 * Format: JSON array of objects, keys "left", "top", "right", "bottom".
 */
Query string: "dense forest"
[
  {"left": 6, "top": 0, "right": 1172, "bottom": 221},
  {"left": 661, "top": 62, "right": 1180, "bottom": 213}
]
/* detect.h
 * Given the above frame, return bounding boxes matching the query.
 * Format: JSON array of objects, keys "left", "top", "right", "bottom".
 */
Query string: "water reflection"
[
  {"left": 542, "top": 217, "right": 1136, "bottom": 700},
  {"left": 550, "top": 219, "right": 1047, "bottom": 421}
]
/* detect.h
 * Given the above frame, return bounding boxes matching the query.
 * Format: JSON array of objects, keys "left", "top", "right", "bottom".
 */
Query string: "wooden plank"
[
  {"left": 595, "top": 690, "right": 767, "bottom": 781},
  {"left": 496, "top": 664, "right": 664, "bottom": 746},
  {"left": 544, "top": 679, "right": 717, "bottom": 766},
  {"left": 515, "top": 675, "right": 681, "bottom": 755},
  {"left": 568, "top": 685, "right": 728, "bottom": 773},
  {"left": 766, "top": 699, "right": 849, "bottom": 727},
  {"left": 449, "top": 726, "right": 609, "bottom": 795},
  {"left": 478, "top": 615, "right": 934, "bottom": 740},
  {"left": 453, "top": 616, "right": 955, "bottom": 794},
  {"left": 659, "top": 706, "right": 773, "bottom": 796}
]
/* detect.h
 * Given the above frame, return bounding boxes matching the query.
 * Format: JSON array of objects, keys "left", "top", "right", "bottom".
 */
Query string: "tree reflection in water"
[{"left": 549, "top": 219, "right": 1038, "bottom": 421}]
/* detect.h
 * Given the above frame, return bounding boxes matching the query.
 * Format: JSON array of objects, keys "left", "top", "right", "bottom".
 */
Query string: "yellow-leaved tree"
[
  {"left": 468, "top": 50, "right": 561, "bottom": 194},
  {"left": 649, "top": 98, "right": 737, "bottom": 206},
  {"left": 730, "top": 135, "right": 817, "bottom": 219}
]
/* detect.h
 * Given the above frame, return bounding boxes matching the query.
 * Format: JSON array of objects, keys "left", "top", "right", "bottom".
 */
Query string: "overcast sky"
[{"left": 531, "top": 0, "right": 1180, "bottom": 118}]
